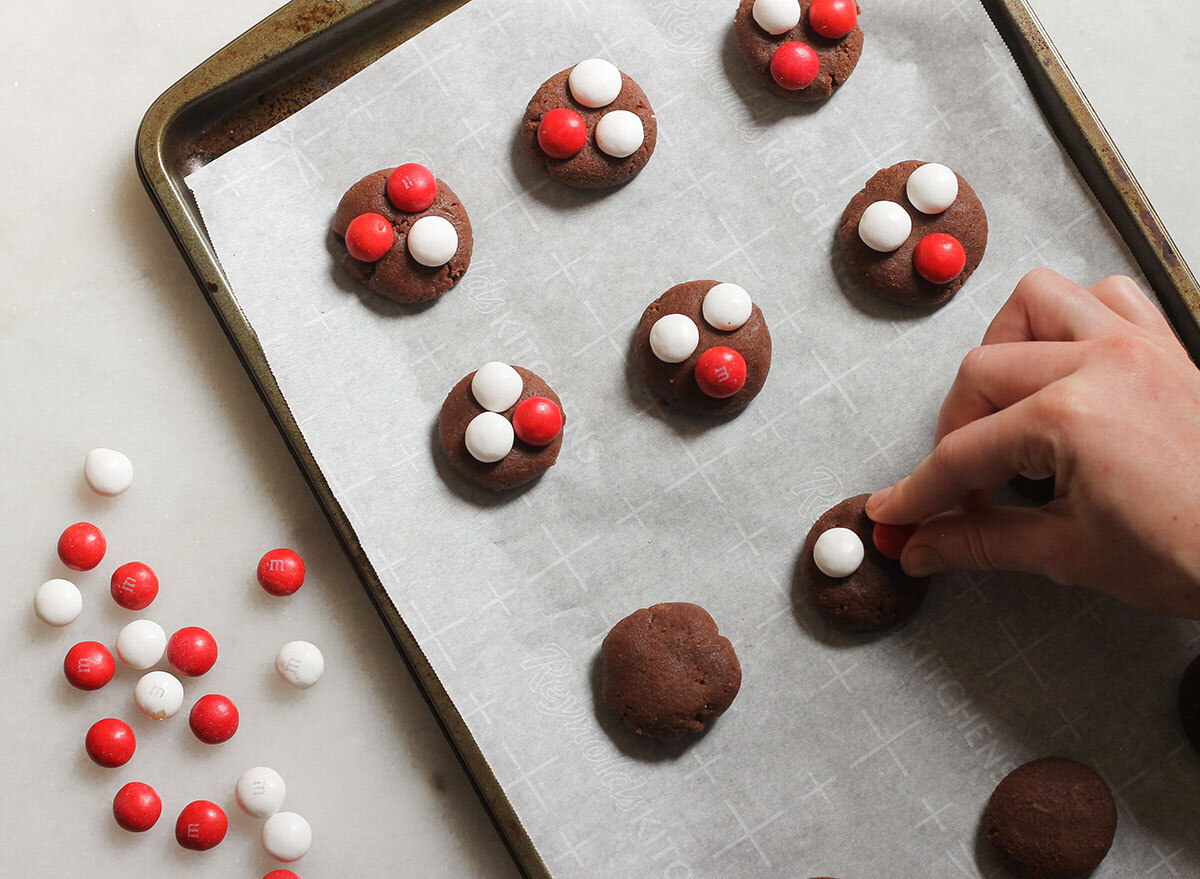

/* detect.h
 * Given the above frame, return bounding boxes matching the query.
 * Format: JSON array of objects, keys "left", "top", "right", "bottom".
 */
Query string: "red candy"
[
  {"left": 85, "top": 718, "right": 136, "bottom": 768},
  {"left": 872, "top": 522, "right": 919, "bottom": 560},
  {"left": 64, "top": 641, "right": 116, "bottom": 691},
  {"left": 189, "top": 694, "right": 239, "bottom": 744},
  {"left": 809, "top": 0, "right": 858, "bottom": 39},
  {"left": 769, "top": 42, "right": 820, "bottom": 91},
  {"left": 168, "top": 626, "right": 218, "bottom": 677},
  {"left": 344, "top": 213, "right": 394, "bottom": 262},
  {"left": 512, "top": 397, "right": 563, "bottom": 446},
  {"left": 110, "top": 561, "right": 159, "bottom": 610},
  {"left": 57, "top": 522, "right": 106, "bottom": 571},
  {"left": 537, "top": 108, "right": 588, "bottom": 159},
  {"left": 175, "top": 800, "right": 228, "bottom": 851},
  {"left": 113, "top": 781, "right": 162, "bottom": 832},
  {"left": 694, "top": 347, "right": 748, "bottom": 399},
  {"left": 257, "top": 548, "right": 306, "bottom": 596},
  {"left": 264, "top": 872, "right": 301, "bottom": 879},
  {"left": 386, "top": 163, "right": 437, "bottom": 213},
  {"left": 913, "top": 232, "right": 967, "bottom": 284}
]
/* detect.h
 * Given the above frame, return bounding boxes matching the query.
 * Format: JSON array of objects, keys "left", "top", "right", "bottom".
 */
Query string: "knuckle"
[
  {"left": 956, "top": 346, "right": 989, "bottom": 383},
  {"left": 1096, "top": 332, "right": 1158, "bottom": 369},
  {"left": 961, "top": 526, "right": 1001, "bottom": 572},
  {"left": 1013, "top": 268, "right": 1059, "bottom": 304},
  {"left": 1032, "top": 383, "right": 1091, "bottom": 430}
]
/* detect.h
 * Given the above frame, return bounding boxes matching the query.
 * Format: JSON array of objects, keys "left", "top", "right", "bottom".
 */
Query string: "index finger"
[{"left": 982, "top": 268, "right": 1127, "bottom": 346}]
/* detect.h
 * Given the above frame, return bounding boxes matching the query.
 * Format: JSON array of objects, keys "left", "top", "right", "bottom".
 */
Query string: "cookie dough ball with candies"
[
  {"left": 331, "top": 162, "right": 473, "bottom": 304},
  {"left": 634, "top": 280, "right": 771, "bottom": 416},
  {"left": 838, "top": 160, "right": 988, "bottom": 306},
  {"left": 523, "top": 59, "right": 658, "bottom": 189},
  {"left": 437, "top": 363, "right": 565, "bottom": 491},
  {"left": 733, "top": 0, "right": 864, "bottom": 101}
]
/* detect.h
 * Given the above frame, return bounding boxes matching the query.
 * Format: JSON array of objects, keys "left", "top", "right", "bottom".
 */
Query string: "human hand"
[{"left": 866, "top": 268, "right": 1200, "bottom": 617}]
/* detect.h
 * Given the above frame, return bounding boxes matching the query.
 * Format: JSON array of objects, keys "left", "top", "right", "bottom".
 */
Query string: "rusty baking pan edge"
[
  {"left": 136, "top": 2, "right": 1200, "bottom": 877},
  {"left": 135, "top": 2, "right": 546, "bottom": 878}
]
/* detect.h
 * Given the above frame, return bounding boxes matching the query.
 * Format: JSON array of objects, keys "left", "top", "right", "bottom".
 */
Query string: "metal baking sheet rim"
[{"left": 134, "top": 2, "right": 1200, "bottom": 878}]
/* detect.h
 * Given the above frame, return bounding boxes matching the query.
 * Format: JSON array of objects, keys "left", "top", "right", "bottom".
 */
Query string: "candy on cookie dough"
[{"left": 733, "top": 0, "right": 864, "bottom": 101}]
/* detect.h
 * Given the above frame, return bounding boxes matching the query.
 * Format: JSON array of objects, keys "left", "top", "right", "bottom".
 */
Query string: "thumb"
[{"left": 901, "top": 506, "right": 1066, "bottom": 579}]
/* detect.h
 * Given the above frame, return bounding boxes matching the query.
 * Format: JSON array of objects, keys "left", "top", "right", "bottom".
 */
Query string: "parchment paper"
[{"left": 186, "top": 0, "right": 1200, "bottom": 875}]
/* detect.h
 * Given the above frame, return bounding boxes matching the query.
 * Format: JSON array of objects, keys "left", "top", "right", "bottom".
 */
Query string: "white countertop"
[{"left": 1, "top": 2, "right": 1195, "bottom": 877}]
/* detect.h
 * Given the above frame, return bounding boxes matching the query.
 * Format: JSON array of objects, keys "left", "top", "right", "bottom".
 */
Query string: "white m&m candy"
[
  {"left": 471, "top": 362, "right": 523, "bottom": 412},
  {"left": 858, "top": 201, "right": 913, "bottom": 252},
  {"left": 753, "top": 0, "right": 801, "bottom": 35},
  {"left": 813, "top": 527, "right": 865, "bottom": 578},
  {"left": 134, "top": 670, "right": 184, "bottom": 719},
  {"left": 702, "top": 283, "right": 752, "bottom": 331},
  {"left": 262, "top": 811, "right": 312, "bottom": 862},
  {"left": 568, "top": 58, "right": 622, "bottom": 108},
  {"left": 407, "top": 215, "right": 458, "bottom": 267},
  {"left": 906, "top": 163, "right": 959, "bottom": 214},
  {"left": 34, "top": 578, "right": 82, "bottom": 626},
  {"left": 595, "top": 110, "right": 644, "bottom": 158},
  {"left": 236, "top": 766, "right": 287, "bottom": 818},
  {"left": 116, "top": 619, "right": 167, "bottom": 669},
  {"left": 84, "top": 448, "right": 133, "bottom": 496},
  {"left": 275, "top": 640, "right": 325, "bottom": 689},
  {"left": 464, "top": 411, "right": 515, "bottom": 463},
  {"left": 649, "top": 313, "right": 700, "bottom": 363}
]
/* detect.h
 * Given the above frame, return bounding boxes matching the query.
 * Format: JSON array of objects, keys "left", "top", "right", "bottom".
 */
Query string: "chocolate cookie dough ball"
[
  {"left": 437, "top": 363, "right": 564, "bottom": 492},
  {"left": 522, "top": 59, "right": 657, "bottom": 189},
  {"left": 634, "top": 280, "right": 771, "bottom": 416},
  {"left": 985, "top": 757, "right": 1117, "bottom": 879},
  {"left": 733, "top": 0, "right": 864, "bottom": 101},
  {"left": 332, "top": 164, "right": 473, "bottom": 303},
  {"left": 801, "top": 494, "right": 928, "bottom": 632},
  {"left": 600, "top": 602, "right": 742, "bottom": 741},
  {"left": 838, "top": 160, "right": 988, "bottom": 306}
]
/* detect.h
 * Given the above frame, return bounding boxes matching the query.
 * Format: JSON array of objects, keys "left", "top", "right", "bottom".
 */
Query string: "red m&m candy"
[
  {"left": 168, "top": 626, "right": 218, "bottom": 677},
  {"left": 695, "top": 347, "right": 748, "bottom": 398},
  {"left": 257, "top": 548, "right": 305, "bottom": 596},
  {"left": 189, "top": 694, "right": 239, "bottom": 744},
  {"left": 85, "top": 717, "right": 136, "bottom": 768},
  {"left": 913, "top": 232, "right": 967, "bottom": 284},
  {"left": 770, "top": 42, "right": 820, "bottom": 91},
  {"left": 872, "top": 522, "right": 919, "bottom": 560},
  {"left": 512, "top": 397, "right": 564, "bottom": 446},
  {"left": 113, "top": 782, "right": 162, "bottom": 832},
  {"left": 64, "top": 641, "right": 116, "bottom": 691},
  {"left": 387, "top": 163, "right": 437, "bottom": 213},
  {"left": 57, "top": 522, "right": 105, "bottom": 571},
  {"left": 110, "top": 561, "right": 159, "bottom": 610},
  {"left": 344, "top": 213, "right": 394, "bottom": 262},
  {"left": 264, "top": 873, "right": 301, "bottom": 879},
  {"left": 537, "top": 108, "right": 588, "bottom": 160},
  {"left": 175, "top": 800, "right": 228, "bottom": 851},
  {"left": 809, "top": 0, "right": 858, "bottom": 39}
]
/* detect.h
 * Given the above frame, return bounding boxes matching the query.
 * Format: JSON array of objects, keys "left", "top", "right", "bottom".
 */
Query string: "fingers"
[
  {"left": 1087, "top": 275, "right": 1173, "bottom": 336},
  {"left": 982, "top": 268, "right": 1129, "bottom": 345},
  {"left": 868, "top": 395, "right": 1058, "bottom": 525},
  {"left": 934, "top": 342, "right": 1088, "bottom": 444},
  {"left": 899, "top": 506, "right": 1068, "bottom": 579}
]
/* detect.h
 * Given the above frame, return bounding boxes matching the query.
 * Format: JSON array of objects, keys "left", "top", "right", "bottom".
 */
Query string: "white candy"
[
  {"left": 134, "top": 670, "right": 184, "bottom": 719},
  {"left": 463, "top": 411, "right": 515, "bottom": 463},
  {"left": 813, "top": 527, "right": 865, "bottom": 578},
  {"left": 906, "top": 163, "right": 959, "bottom": 214},
  {"left": 116, "top": 619, "right": 167, "bottom": 669},
  {"left": 34, "top": 578, "right": 82, "bottom": 626},
  {"left": 649, "top": 313, "right": 700, "bottom": 363},
  {"left": 702, "top": 283, "right": 753, "bottom": 331},
  {"left": 262, "top": 811, "right": 312, "bottom": 862},
  {"left": 752, "top": 0, "right": 801, "bottom": 34},
  {"left": 275, "top": 640, "right": 325, "bottom": 689},
  {"left": 858, "top": 201, "right": 913, "bottom": 253},
  {"left": 595, "top": 110, "right": 645, "bottom": 158},
  {"left": 568, "top": 58, "right": 622, "bottom": 108},
  {"left": 406, "top": 215, "right": 458, "bottom": 267},
  {"left": 84, "top": 448, "right": 133, "bottom": 496},
  {"left": 471, "top": 362, "right": 523, "bottom": 412},
  {"left": 236, "top": 766, "right": 287, "bottom": 819}
]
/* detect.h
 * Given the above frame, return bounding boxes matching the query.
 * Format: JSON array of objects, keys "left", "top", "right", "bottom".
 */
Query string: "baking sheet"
[{"left": 185, "top": 0, "right": 1200, "bottom": 875}]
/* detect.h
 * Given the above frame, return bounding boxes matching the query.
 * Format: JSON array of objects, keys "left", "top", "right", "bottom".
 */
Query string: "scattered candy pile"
[{"left": 39, "top": 448, "right": 322, "bottom": 874}]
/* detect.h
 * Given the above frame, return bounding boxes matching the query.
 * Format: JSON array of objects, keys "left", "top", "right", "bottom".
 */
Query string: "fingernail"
[
  {"left": 866, "top": 485, "right": 893, "bottom": 514},
  {"left": 903, "top": 544, "right": 943, "bottom": 577}
]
